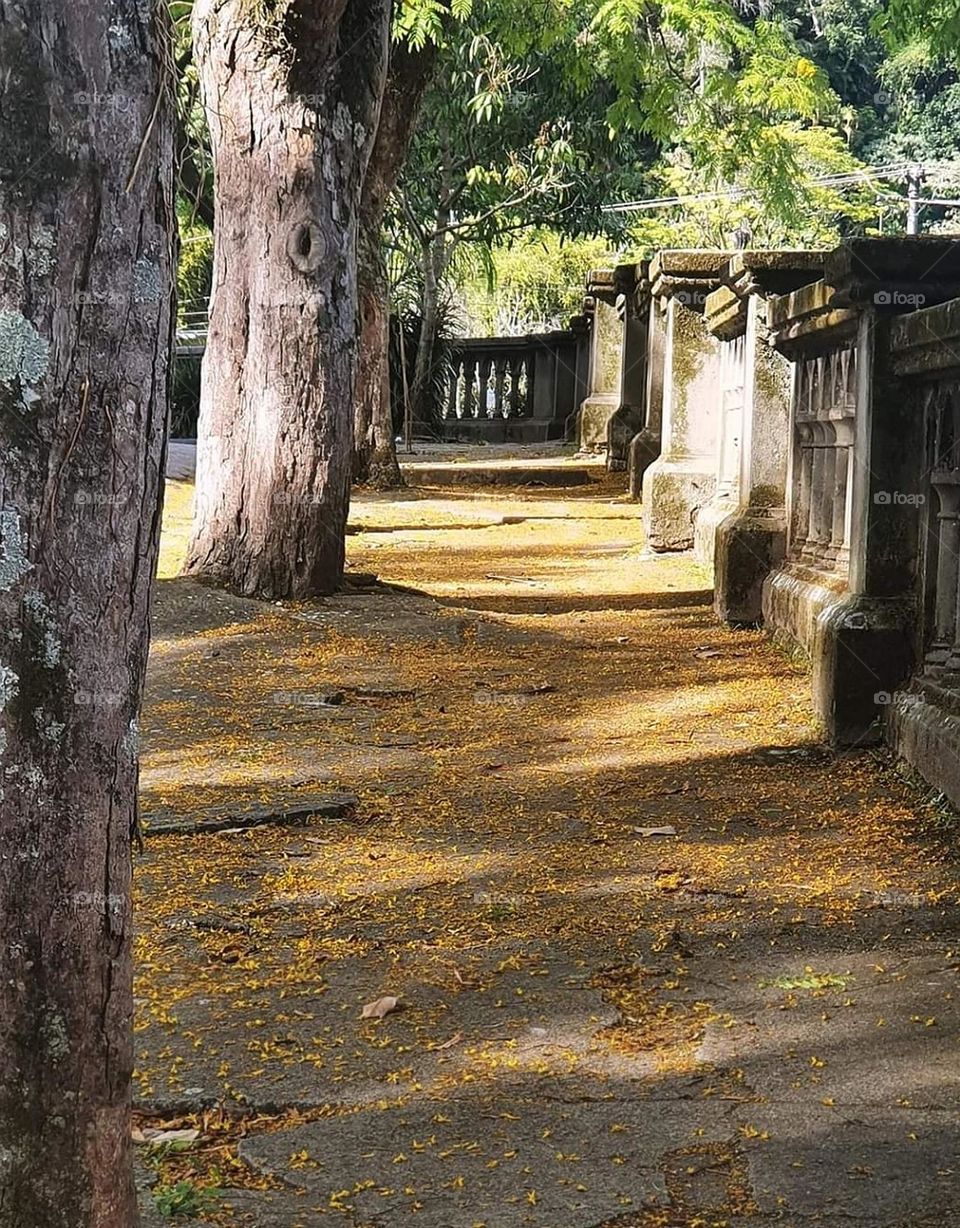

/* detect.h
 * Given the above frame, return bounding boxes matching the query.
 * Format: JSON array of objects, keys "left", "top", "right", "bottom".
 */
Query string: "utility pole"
[{"left": 906, "top": 163, "right": 926, "bottom": 235}]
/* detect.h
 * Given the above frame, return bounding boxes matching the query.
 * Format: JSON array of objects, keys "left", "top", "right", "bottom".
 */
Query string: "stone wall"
[
  {"left": 639, "top": 251, "right": 728, "bottom": 552},
  {"left": 703, "top": 251, "right": 824, "bottom": 621},
  {"left": 888, "top": 295, "right": 960, "bottom": 807},
  {"left": 562, "top": 239, "right": 960, "bottom": 802},
  {"left": 572, "top": 270, "right": 625, "bottom": 453},
  {"left": 761, "top": 239, "right": 960, "bottom": 745}
]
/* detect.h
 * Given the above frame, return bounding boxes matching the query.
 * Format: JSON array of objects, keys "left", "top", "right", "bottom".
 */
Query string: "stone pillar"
[
  {"left": 641, "top": 250, "right": 729, "bottom": 552},
  {"left": 574, "top": 270, "right": 623, "bottom": 453},
  {"left": 704, "top": 251, "right": 825, "bottom": 620},
  {"left": 605, "top": 263, "right": 648, "bottom": 472},
  {"left": 565, "top": 299, "right": 595, "bottom": 442},
  {"left": 762, "top": 238, "right": 960, "bottom": 745},
  {"left": 628, "top": 286, "right": 665, "bottom": 500}
]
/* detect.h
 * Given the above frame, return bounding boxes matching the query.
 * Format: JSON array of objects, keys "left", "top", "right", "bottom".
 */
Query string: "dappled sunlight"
[
  {"left": 158, "top": 478, "right": 195, "bottom": 579},
  {"left": 136, "top": 475, "right": 960, "bottom": 1225}
]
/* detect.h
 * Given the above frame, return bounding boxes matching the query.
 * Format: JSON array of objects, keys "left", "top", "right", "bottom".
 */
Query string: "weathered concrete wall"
[
  {"left": 705, "top": 251, "right": 824, "bottom": 622},
  {"left": 759, "top": 238, "right": 960, "bottom": 745},
  {"left": 628, "top": 295, "right": 666, "bottom": 500},
  {"left": 886, "top": 293, "right": 960, "bottom": 809},
  {"left": 642, "top": 297, "right": 722, "bottom": 551},
  {"left": 577, "top": 272, "right": 624, "bottom": 453}
]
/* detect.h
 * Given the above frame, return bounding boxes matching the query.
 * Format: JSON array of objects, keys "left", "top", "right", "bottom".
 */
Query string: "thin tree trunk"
[
  {"left": 184, "top": 0, "right": 390, "bottom": 598},
  {"left": 356, "top": 242, "right": 401, "bottom": 486},
  {"left": 354, "top": 39, "right": 437, "bottom": 487},
  {"left": 177, "top": 115, "right": 214, "bottom": 230},
  {"left": 409, "top": 232, "right": 447, "bottom": 430},
  {"left": 0, "top": 0, "right": 175, "bottom": 1221}
]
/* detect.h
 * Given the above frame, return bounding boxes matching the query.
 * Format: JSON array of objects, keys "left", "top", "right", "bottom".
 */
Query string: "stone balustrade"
[
  {"left": 442, "top": 328, "right": 587, "bottom": 444},
  {"left": 438, "top": 238, "right": 960, "bottom": 803}
]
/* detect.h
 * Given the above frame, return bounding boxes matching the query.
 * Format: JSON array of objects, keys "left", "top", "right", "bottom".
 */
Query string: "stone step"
[{"left": 400, "top": 460, "right": 600, "bottom": 488}]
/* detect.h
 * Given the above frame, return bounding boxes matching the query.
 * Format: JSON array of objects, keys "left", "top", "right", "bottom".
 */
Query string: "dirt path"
[{"left": 137, "top": 478, "right": 960, "bottom": 1227}]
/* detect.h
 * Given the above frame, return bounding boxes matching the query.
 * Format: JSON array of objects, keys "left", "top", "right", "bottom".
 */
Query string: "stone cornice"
[
  {"left": 891, "top": 296, "right": 960, "bottom": 379},
  {"left": 585, "top": 269, "right": 617, "bottom": 304},
  {"left": 767, "top": 279, "right": 859, "bottom": 359},
  {"left": 725, "top": 249, "right": 825, "bottom": 299},
  {"left": 705, "top": 250, "right": 826, "bottom": 341},
  {"left": 825, "top": 238, "right": 960, "bottom": 309},
  {"left": 703, "top": 284, "right": 747, "bottom": 341},
  {"left": 648, "top": 249, "right": 729, "bottom": 311}
]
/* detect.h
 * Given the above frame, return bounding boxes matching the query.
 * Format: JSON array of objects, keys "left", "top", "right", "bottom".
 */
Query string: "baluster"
[
  {"left": 448, "top": 354, "right": 461, "bottom": 420},
  {"left": 792, "top": 361, "right": 814, "bottom": 559},
  {"left": 494, "top": 357, "right": 507, "bottom": 418},
  {"left": 508, "top": 356, "right": 522, "bottom": 418},
  {"left": 807, "top": 357, "right": 827, "bottom": 560},
  {"left": 463, "top": 356, "right": 477, "bottom": 419},
  {"left": 794, "top": 427, "right": 813, "bottom": 558},
  {"left": 807, "top": 422, "right": 827, "bottom": 560},
  {"left": 818, "top": 423, "right": 838, "bottom": 567},
  {"left": 478, "top": 356, "right": 493, "bottom": 419},
  {"left": 830, "top": 417, "right": 855, "bottom": 570}
]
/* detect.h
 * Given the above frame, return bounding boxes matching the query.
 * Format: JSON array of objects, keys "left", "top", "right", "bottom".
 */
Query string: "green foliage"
[
  {"left": 882, "top": 0, "right": 960, "bottom": 58},
  {"left": 154, "top": 1180, "right": 219, "bottom": 1219},
  {"left": 396, "top": 0, "right": 472, "bottom": 47},
  {"left": 392, "top": 0, "right": 874, "bottom": 339},
  {"left": 589, "top": 6, "right": 838, "bottom": 223},
  {"left": 176, "top": 226, "right": 213, "bottom": 327},
  {"left": 459, "top": 232, "right": 615, "bottom": 334},
  {"left": 627, "top": 122, "right": 877, "bottom": 249}
]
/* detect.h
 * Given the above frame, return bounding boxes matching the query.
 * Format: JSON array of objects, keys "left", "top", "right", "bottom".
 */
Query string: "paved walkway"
[{"left": 137, "top": 474, "right": 960, "bottom": 1227}]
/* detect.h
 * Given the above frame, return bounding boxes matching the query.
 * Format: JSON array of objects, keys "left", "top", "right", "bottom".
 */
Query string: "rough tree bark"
[
  {"left": 184, "top": 0, "right": 390, "bottom": 598},
  {"left": 354, "top": 38, "right": 436, "bottom": 488},
  {"left": 0, "top": 0, "right": 175, "bottom": 1222}
]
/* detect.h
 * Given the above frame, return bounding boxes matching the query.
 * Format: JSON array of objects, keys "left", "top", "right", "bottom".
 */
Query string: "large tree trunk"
[
  {"left": 354, "top": 39, "right": 436, "bottom": 488},
  {"left": 0, "top": 0, "right": 175, "bottom": 1221},
  {"left": 184, "top": 0, "right": 390, "bottom": 598}
]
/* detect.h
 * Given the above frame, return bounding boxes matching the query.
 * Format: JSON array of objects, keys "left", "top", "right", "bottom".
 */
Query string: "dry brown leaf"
[{"left": 361, "top": 995, "right": 399, "bottom": 1020}]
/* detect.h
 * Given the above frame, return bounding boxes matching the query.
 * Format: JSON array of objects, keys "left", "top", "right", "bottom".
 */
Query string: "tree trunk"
[
  {"left": 354, "top": 39, "right": 436, "bottom": 487},
  {"left": 356, "top": 240, "right": 401, "bottom": 486},
  {"left": 409, "top": 233, "right": 445, "bottom": 430},
  {"left": 0, "top": 0, "right": 175, "bottom": 1221},
  {"left": 177, "top": 116, "right": 215, "bottom": 231},
  {"left": 183, "top": 0, "right": 390, "bottom": 599}
]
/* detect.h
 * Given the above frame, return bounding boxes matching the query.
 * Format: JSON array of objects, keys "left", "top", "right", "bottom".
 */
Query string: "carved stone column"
[
  {"left": 575, "top": 271, "right": 623, "bottom": 453},
  {"left": 705, "top": 251, "right": 825, "bottom": 621},
  {"left": 642, "top": 250, "right": 729, "bottom": 552}
]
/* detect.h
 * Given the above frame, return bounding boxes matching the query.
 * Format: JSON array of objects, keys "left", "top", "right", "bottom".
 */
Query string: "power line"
[{"left": 600, "top": 161, "right": 939, "bottom": 214}]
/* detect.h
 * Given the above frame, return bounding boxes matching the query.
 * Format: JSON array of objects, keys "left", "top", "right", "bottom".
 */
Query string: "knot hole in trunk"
[{"left": 287, "top": 220, "right": 326, "bottom": 273}]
